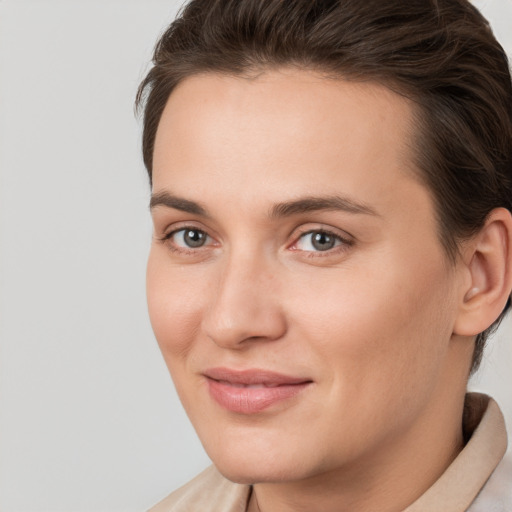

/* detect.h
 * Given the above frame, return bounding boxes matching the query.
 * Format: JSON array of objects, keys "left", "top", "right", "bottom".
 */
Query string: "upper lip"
[{"left": 203, "top": 367, "right": 312, "bottom": 386}]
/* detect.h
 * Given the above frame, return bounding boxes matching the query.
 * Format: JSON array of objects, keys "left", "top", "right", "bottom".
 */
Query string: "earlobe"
[{"left": 454, "top": 208, "right": 512, "bottom": 337}]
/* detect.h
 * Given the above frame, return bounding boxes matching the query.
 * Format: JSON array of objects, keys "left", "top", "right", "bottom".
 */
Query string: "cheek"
[
  {"left": 286, "top": 251, "right": 455, "bottom": 389},
  {"left": 146, "top": 248, "right": 208, "bottom": 361},
  {"left": 280, "top": 258, "right": 457, "bottom": 455}
]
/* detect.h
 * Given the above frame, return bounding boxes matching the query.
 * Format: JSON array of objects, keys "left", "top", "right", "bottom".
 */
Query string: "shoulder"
[{"left": 147, "top": 465, "right": 251, "bottom": 512}]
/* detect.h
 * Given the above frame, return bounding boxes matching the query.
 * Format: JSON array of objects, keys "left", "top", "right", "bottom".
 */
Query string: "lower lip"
[{"left": 207, "top": 379, "right": 311, "bottom": 414}]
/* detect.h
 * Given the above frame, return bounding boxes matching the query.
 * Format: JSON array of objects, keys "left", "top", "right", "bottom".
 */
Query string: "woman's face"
[{"left": 147, "top": 69, "right": 470, "bottom": 484}]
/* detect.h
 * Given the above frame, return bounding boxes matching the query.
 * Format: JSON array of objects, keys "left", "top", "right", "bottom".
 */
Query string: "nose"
[{"left": 202, "top": 254, "right": 287, "bottom": 349}]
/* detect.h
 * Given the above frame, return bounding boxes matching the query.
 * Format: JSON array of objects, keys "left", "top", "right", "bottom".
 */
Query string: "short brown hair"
[{"left": 136, "top": 0, "right": 512, "bottom": 373}]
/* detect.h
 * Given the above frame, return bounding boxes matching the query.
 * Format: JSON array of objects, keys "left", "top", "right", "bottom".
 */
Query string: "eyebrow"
[
  {"left": 150, "top": 191, "right": 378, "bottom": 218},
  {"left": 150, "top": 191, "right": 209, "bottom": 216},
  {"left": 269, "top": 195, "right": 379, "bottom": 218}
]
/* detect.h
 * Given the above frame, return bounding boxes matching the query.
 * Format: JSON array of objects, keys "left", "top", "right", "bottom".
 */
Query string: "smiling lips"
[{"left": 203, "top": 367, "right": 313, "bottom": 414}]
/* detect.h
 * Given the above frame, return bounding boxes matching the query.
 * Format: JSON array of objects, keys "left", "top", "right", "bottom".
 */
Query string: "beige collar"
[{"left": 404, "top": 393, "right": 507, "bottom": 512}]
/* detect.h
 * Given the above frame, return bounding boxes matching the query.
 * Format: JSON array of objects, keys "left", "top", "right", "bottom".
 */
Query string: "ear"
[{"left": 453, "top": 208, "right": 512, "bottom": 337}]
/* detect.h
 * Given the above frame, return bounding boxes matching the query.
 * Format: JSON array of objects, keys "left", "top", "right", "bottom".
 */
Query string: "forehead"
[{"left": 152, "top": 68, "right": 427, "bottom": 218}]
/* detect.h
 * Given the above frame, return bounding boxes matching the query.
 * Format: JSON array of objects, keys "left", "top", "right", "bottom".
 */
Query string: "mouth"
[{"left": 203, "top": 367, "right": 313, "bottom": 414}]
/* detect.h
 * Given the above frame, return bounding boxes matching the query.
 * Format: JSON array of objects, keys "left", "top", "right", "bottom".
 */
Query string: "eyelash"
[
  {"left": 160, "top": 227, "right": 213, "bottom": 255},
  {"left": 159, "top": 226, "right": 353, "bottom": 257},
  {"left": 290, "top": 229, "right": 354, "bottom": 256}
]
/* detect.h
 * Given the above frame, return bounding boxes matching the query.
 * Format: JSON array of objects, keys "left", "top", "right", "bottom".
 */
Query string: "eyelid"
[
  {"left": 288, "top": 225, "right": 354, "bottom": 254},
  {"left": 159, "top": 220, "right": 216, "bottom": 241},
  {"left": 156, "top": 221, "right": 354, "bottom": 257},
  {"left": 157, "top": 222, "right": 220, "bottom": 256},
  {"left": 162, "top": 227, "right": 210, "bottom": 242}
]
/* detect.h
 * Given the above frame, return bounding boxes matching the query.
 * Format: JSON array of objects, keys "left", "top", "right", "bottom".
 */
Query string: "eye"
[
  {"left": 167, "top": 228, "right": 211, "bottom": 249},
  {"left": 294, "top": 230, "right": 347, "bottom": 252}
]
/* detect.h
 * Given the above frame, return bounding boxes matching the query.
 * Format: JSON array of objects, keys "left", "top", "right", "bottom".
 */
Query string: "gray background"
[{"left": 0, "top": 1, "right": 510, "bottom": 510}]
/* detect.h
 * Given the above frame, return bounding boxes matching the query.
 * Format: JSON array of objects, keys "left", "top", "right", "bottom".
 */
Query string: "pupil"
[
  {"left": 184, "top": 230, "right": 205, "bottom": 248},
  {"left": 312, "top": 232, "right": 335, "bottom": 251}
]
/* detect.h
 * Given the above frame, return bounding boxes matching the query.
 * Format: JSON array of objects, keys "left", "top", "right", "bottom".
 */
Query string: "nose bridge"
[{"left": 203, "top": 247, "right": 286, "bottom": 348}]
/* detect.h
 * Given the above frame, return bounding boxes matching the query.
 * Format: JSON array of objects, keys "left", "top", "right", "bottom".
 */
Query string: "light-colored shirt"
[{"left": 149, "top": 393, "right": 510, "bottom": 512}]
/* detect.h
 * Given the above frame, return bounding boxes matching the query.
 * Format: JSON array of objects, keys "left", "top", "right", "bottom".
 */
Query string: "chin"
[
  {"left": 205, "top": 440, "right": 319, "bottom": 485},
  {"left": 214, "top": 461, "right": 304, "bottom": 485}
]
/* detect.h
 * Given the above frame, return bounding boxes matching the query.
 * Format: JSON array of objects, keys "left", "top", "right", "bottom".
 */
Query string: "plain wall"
[{"left": 0, "top": 1, "right": 510, "bottom": 510}]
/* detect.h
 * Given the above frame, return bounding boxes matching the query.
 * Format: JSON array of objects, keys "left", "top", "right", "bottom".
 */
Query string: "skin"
[{"left": 147, "top": 69, "right": 479, "bottom": 512}]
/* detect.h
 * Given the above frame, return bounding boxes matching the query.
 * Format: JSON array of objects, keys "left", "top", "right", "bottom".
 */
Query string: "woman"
[{"left": 137, "top": 1, "right": 512, "bottom": 510}]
